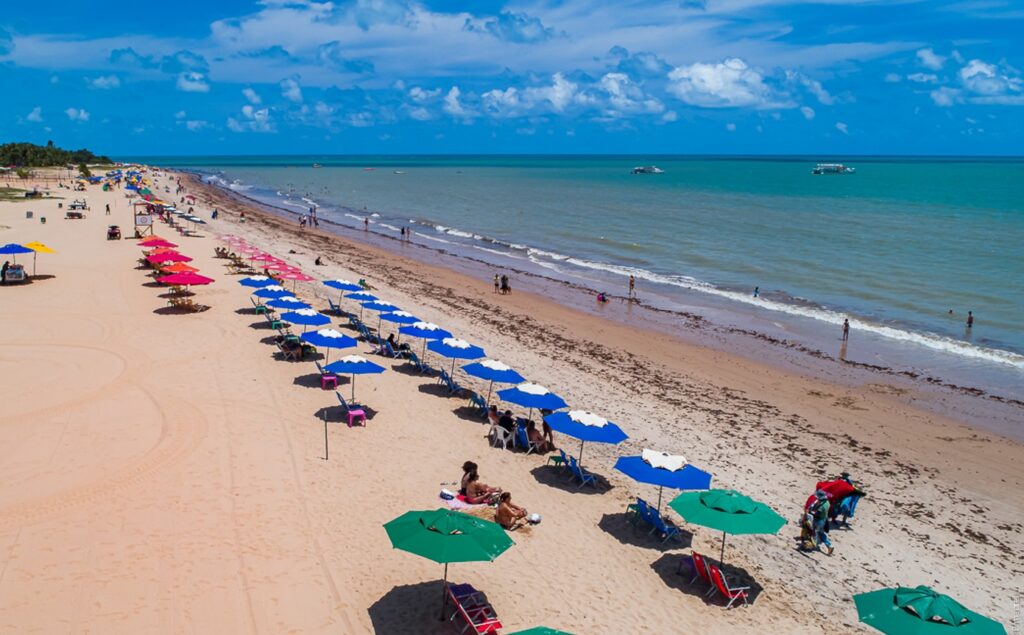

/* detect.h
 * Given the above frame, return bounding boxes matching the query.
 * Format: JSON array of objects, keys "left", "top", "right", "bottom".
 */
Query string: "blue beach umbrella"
[
  {"left": 461, "top": 359, "right": 525, "bottom": 406},
  {"left": 427, "top": 337, "right": 486, "bottom": 376},
  {"left": 323, "top": 354, "right": 386, "bottom": 401},
  {"left": 266, "top": 296, "right": 312, "bottom": 310},
  {"left": 280, "top": 308, "right": 331, "bottom": 331},
  {"left": 323, "top": 278, "right": 363, "bottom": 292},
  {"left": 614, "top": 452, "right": 712, "bottom": 511},
  {"left": 252, "top": 285, "right": 290, "bottom": 299},
  {"left": 0, "top": 243, "right": 32, "bottom": 264},
  {"left": 362, "top": 300, "right": 400, "bottom": 332},
  {"left": 543, "top": 410, "right": 628, "bottom": 468},
  {"left": 239, "top": 275, "right": 276, "bottom": 288},
  {"left": 399, "top": 321, "right": 453, "bottom": 356},
  {"left": 498, "top": 383, "right": 568, "bottom": 413},
  {"left": 380, "top": 310, "right": 420, "bottom": 326},
  {"left": 300, "top": 328, "right": 357, "bottom": 362},
  {"left": 346, "top": 291, "right": 377, "bottom": 302}
]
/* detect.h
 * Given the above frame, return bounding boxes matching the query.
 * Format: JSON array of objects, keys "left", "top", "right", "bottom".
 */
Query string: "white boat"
[
  {"left": 312, "top": 163, "right": 322, "bottom": 168},
  {"left": 631, "top": 166, "right": 664, "bottom": 174},
  {"left": 812, "top": 163, "right": 855, "bottom": 175}
]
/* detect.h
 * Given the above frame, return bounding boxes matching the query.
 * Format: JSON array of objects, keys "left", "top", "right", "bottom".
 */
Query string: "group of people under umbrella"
[{"left": 221, "top": 233, "right": 1007, "bottom": 634}]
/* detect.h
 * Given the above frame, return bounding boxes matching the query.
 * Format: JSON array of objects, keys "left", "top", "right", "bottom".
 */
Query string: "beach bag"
[{"left": 439, "top": 489, "right": 455, "bottom": 501}]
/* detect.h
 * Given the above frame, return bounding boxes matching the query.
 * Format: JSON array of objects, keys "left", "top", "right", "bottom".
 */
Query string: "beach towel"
[{"left": 439, "top": 493, "right": 482, "bottom": 510}]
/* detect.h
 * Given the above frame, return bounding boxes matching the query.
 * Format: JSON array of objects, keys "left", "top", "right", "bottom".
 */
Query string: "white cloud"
[
  {"left": 930, "top": 86, "right": 961, "bottom": 106},
  {"left": 176, "top": 71, "right": 209, "bottom": 92},
  {"left": 443, "top": 86, "right": 473, "bottom": 118},
  {"left": 408, "top": 106, "right": 431, "bottom": 121},
  {"left": 64, "top": 107, "right": 89, "bottom": 122},
  {"left": 26, "top": 106, "right": 43, "bottom": 122},
  {"left": 800, "top": 105, "right": 815, "bottom": 120},
  {"left": 90, "top": 74, "right": 120, "bottom": 89},
  {"left": 598, "top": 72, "right": 664, "bottom": 115},
  {"left": 661, "top": 110, "right": 677, "bottom": 122},
  {"left": 884, "top": 72, "right": 902, "bottom": 83},
  {"left": 409, "top": 87, "right": 440, "bottom": 103},
  {"left": 243, "top": 87, "right": 262, "bottom": 104},
  {"left": 959, "top": 59, "right": 1022, "bottom": 96},
  {"left": 906, "top": 73, "right": 938, "bottom": 83},
  {"left": 667, "top": 58, "right": 790, "bottom": 108},
  {"left": 185, "top": 120, "right": 210, "bottom": 131},
  {"left": 725, "top": 122, "right": 736, "bottom": 131},
  {"left": 787, "top": 71, "right": 834, "bottom": 104},
  {"left": 916, "top": 48, "right": 946, "bottom": 70},
  {"left": 229, "top": 104, "right": 274, "bottom": 132},
  {"left": 280, "top": 77, "right": 303, "bottom": 102},
  {"left": 175, "top": 110, "right": 187, "bottom": 119},
  {"left": 835, "top": 121, "right": 849, "bottom": 134}
]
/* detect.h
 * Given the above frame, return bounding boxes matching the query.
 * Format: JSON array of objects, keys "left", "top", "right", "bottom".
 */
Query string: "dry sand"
[{"left": 0, "top": 171, "right": 1021, "bottom": 634}]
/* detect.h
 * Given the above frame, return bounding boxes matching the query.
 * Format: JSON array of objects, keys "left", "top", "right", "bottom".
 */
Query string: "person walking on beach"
[
  {"left": 500, "top": 274, "right": 510, "bottom": 295},
  {"left": 966, "top": 311, "right": 974, "bottom": 328},
  {"left": 842, "top": 319, "right": 850, "bottom": 341},
  {"left": 364, "top": 217, "right": 369, "bottom": 231},
  {"left": 239, "top": 211, "right": 246, "bottom": 224},
  {"left": 1, "top": 261, "right": 8, "bottom": 284},
  {"left": 493, "top": 274, "right": 500, "bottom": 294},
  {"left": 753, "top": 286, "right": 759, "bottom": 298},
  {"left": 105, "top": 203, "right": 110, "bottom": 215},
  {"left": 810, "top": 490, "right": 834, "bottom": 555},
  {"left": 628, "top": 275, "right": 636, "bottom": 302}
]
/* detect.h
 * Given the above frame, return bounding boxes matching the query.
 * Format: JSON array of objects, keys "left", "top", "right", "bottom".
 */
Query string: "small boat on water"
[
  {"left": 631, "top": 166, "right": 664, "bottom": 174},
  {"left": 812, "top": 163, "right": 856, "bottom": 175},
  {"left": 312, "top": 163, "right": 322, "bottom": 168},
  {"left": 394, "top": 170, "right": 406, "bottom": 175}
]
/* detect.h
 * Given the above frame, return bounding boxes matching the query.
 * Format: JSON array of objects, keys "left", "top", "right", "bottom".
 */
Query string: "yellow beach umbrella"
[{"left": 23, "top": 242, "right": 56, "bottom": 276}]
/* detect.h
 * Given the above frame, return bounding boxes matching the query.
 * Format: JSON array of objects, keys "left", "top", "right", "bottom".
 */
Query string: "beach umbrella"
[
  {"left": 854, "top": 585, "right": 1005, "bottom": 635},
  {"left": 147, "top": 252, "right": 192, "bottom": 264},
  {"left": 0, "top": 243, "right": 33, "bottom": 265},
  {"left": 266, "top": 296, "right": 311, "bottom": 311},
  {"left": 323, "top": 355, "right": 385, "bottom": 401},
  {"left": 384, "top": 509, "right": 513, "bottom": 620},
  {"left": 427, "top": 338, "right": 486, "bottom": 377},
  {"left": 362, "top": 300, "right": 400, "bottom": 332},
  {"left": 300, "top": 328, "right": 357, "bottom": 362},
  {"left": 399, "top": 322, "right": 453, "bottom": 357},
  {"left": 614, "top": 451, "right": 712, "bottom": 511},
  {"left": 380, "top": 310, "right": 420, "bottom": 326},
  {"left": 239, "top": 275, "right": 276, "bottom": 288},
  {"left": 499, "top": 383, "right": 568, "bottom": 420},
  {"left": 543, "top": 410, "right": 627, "bottom": 468},
  {"left": 668, "top": 489, "right": 786, "bottom": 564},
  {"left": 461, "top": 359, "right": 525, "bottom": 406},
  {"left": 323, "top": 278, "right": 362, "bottom": 292},
  {"left": 279, "top": 270, "right": 314, "bottom": 292},
  {"left": 345, "top": 291, "right": 377, "bottom": 302},
  {"left": 252, "top": 285, "right": 290, "bottom": 299},
  {"left": 157, "top": 271, "right": 214, "bottom": 286},
  {"left": 507, "top": 629, "right": 573, "bottom": 635},
  {"left": 161, "top": 263, "right": 200, "bottom": 274},
  {"left": 138, "top": 237, "right": 177, "bottom": 248},
  {"left": 22, "top": 241, "right": 55, "bottom": 276},
  {"left": 280, "top": 308, "right": 331, "bottom": 331}
]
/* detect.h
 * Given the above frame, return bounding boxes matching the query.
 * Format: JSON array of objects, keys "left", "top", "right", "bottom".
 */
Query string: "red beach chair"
[
  {"left": 447, "top": 584, "right": 502, "bottom": 634},
  {"left": 680, "top": 552, "right": 717, "bottom": 596},
  {"left": 709, "top": 565, "right": 750, "bottom": 609}
]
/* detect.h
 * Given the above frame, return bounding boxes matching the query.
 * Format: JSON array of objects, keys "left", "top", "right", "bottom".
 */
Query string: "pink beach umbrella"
[
  {"left": 139, "top": 238, "right": 178, "bottom": 249},
  {"left": 278, "top": 270, "right": 313, "bottom": 292},
  {"left": 147, "top": 252, "right": 193, "bottom": 263},
  {"left": 157, "top": 272, "right": 214, "bottom": 286}
]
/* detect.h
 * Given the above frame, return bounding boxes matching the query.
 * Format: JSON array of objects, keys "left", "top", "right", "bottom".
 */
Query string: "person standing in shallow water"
[
  {"left": 842, "top": 319, "right": 850, "bottom": 341},
  {"left": 967, "top": 311, "right": 974, "bottom": 328}
]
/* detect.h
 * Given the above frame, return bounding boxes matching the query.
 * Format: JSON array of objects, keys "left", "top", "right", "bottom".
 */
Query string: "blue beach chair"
[{"left": 568, "top": 456, "right": 597, "bottom": 488}]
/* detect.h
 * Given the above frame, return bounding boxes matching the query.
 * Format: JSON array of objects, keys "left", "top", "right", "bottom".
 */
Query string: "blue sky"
[{"left": 1, "top": 0, "right": 1022, "bottom": 156}]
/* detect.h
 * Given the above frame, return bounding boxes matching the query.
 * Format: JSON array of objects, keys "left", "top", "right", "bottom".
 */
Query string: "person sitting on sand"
[
  {"left": 460, "top": 461, "right": 478, "bottom": 495},
  {"left": 495, "top": 492, "right": 528, "bottom": 530},
  {"left": 464, "top": 472, "right": 501, "bottom": 505},
  {"left": 315, "top": 256, "right": 324, "bottom": 266},
  {"left": 526, "top": 420, "right": 553, "bottom": 453},
  {"left": 597, "top": 292, "right": 608, "bottom": 303}
]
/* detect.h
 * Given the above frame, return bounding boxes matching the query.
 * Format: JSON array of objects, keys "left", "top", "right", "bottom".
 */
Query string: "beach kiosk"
[{"left": 132, "top": 199, "right": 155, "bottom": 237}]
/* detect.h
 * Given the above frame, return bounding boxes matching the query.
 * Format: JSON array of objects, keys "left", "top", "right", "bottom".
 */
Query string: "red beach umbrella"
[
  {"left": 147, "top": 252, "right": 193, "bottom": 263},
  {"left": 139, "top": 238, "right": 178, "bottom": 248},
  {"left": 157, "top": 272, "right": 214, "bottom": 286}
]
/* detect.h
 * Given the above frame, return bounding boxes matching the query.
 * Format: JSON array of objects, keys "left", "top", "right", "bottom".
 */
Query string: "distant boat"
[
  {"left": 812, "top": 163, "right": 855, "bottom": 175},
  {"left": 631, "top": 166, "right": 664, "bottom": 174},
  {"left": 363, "top": 168, "right": 375, "bottom": 171},
  {"left": 394, "top": 170, "right": 406, "bottom": 175},
  {"left": 312, "top": 163, "right": 322, "bottom": 168}
]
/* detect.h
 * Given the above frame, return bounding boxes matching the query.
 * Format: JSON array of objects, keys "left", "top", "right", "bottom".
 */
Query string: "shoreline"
[{"left": 188, "top": 170, "right": 1024, "bottom": 441}]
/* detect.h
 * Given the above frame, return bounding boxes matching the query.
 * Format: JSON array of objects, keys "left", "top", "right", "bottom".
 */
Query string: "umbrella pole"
[
  {"left": 657, "top": 486, "right": 664, "bottom": 513},
  {"left": 351, "top": 375, "right": 356, "bottom": 402},
  {"left": 485, "top": 380, "right": 494, "bottom": 407},
  {"left": 323, "top": 409, "right": 329, "bottom": 461},
  {"left": 450, "top": 358, "right": 456, "bottom": 377},
  {"left": 439, "top": 563, "right": 449, "bottom": 621},
  {"left": 579, "top": 439, "right": 585, "bottom": 467},
  {"left": 720, "top": 531, "right": 727, "bottom": 565},
  {"left": 33, "top": 251, "right": 37, "bottom": 277}
]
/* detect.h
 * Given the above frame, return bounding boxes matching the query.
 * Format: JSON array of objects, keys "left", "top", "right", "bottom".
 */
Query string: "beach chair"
[
  {"left": 264, "top": 312, "right": 285, "bottom": 331},
  {"left": 447, "top": 584, "right": 502, "bottom": 635},
  {"left": 250, "top": 297, "right": 268, "bottom": 315},
  {"left": 647, "top": 507, "right": 682, "bottom": 543},
  {"left": 568, "top": 456, "right": 597, "bottom": 488},
  {"left": 488, "top": 424, "right": 512, "bottom": 450},
  {"left": 547, "top": 447, "right": 569, "bottom": 470},
  {"left": 680, "top": 552, "right": 717, "bottom": 596},
  {"left": 335, "top": 392, "right": 367, "bottom": 428},
  {"left": 468, "top": 393, "right": 488, "bottom": 418},
  {"left": 347, "top": 315, "right": 361, "bottom": 329},
  {"left": 514, "top": 424, "right": 538, "bottom": 455},
  {"left": 383, "top": 341, "right": 406, "bottom": 359},
  {"left": 438, "top": 369, "right": 464, "bottom": 395},
  {"left": 709, "top": 565, "right": 750, "bottom": 609},
  {"left": 315, "top": 361, "right": 338, "bottom": 390},
  {"left": 276, "top": 341, "right": 302, "bottom": 362},
  {"left": 327, "top": 298, "right": 344, "bottom": 317}
]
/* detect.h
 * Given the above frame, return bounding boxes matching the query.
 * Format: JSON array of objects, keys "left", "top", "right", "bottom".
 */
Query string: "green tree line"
[{"left": 0, "top": 141, "right": 112, "bottom": 167}]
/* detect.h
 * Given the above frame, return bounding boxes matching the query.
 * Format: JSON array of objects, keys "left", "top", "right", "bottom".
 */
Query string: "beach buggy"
[{"left": 107, "top": 225, "right": 122, "bottom": 240}]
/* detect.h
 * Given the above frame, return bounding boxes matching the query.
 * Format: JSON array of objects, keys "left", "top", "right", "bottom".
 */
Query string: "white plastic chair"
[{"left": 488, "top": 424, "right": 512, "bottom": 450}]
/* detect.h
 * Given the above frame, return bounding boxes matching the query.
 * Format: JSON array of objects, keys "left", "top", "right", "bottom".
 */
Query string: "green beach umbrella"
[
  {"left": 668, "top": 489, "right": 786, "bottom": 563},
  {"left": 854, "top": 586, "right": 1005, "bottom": 635},
  {"left": 507, "top": 628, "right": 574, "bottom": 635},
  {"left": 384, "top": 508, "right": 514, "bottom": 619}
]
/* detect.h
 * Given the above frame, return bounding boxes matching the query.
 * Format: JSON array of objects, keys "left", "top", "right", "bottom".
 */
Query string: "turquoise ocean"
[{"left": 139, "top": 155, "right": 1024, "bottom": 398}]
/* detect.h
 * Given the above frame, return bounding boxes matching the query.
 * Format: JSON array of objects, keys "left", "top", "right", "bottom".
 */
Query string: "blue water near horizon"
[{"left": 137, "top": 154, "right": 1024, "bottom": 397}]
